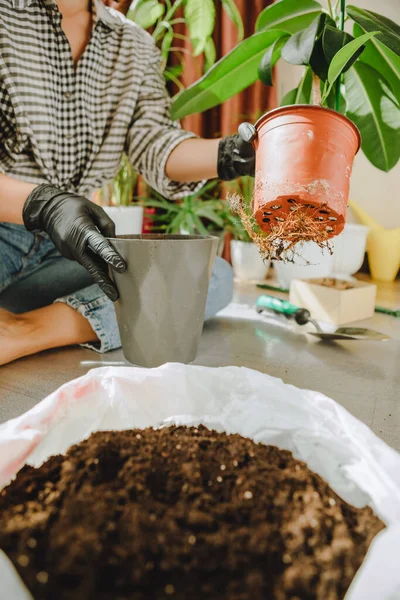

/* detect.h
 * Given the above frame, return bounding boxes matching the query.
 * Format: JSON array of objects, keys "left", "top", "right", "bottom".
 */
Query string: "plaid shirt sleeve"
[{"left": 125, "top": 41, "right": 206, "bottom": 200}]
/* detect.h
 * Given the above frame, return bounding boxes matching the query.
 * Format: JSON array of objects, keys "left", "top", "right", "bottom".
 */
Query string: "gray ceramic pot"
[{"left": 109, "top": 234, "right": 218, "bottom": 367}]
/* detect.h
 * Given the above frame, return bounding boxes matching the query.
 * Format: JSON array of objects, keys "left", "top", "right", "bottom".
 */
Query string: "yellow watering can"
[{"left": 350, "top": 201, "right": 400, "bottom": 282}]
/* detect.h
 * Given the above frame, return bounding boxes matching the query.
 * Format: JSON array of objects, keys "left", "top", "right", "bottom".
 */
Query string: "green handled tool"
[
  {"left": 256, "top": 284, "right": 400, "bottom": 319},
  {"left": 255, "top": 295, "right": 391, "bottom": 341}
]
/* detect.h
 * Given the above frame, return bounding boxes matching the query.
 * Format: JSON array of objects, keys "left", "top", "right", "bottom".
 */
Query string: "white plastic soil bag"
[{"left": 0, "top": 364, "right": 400, "bottom": 600}]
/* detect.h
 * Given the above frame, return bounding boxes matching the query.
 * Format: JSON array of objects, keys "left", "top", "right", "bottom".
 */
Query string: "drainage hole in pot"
[
  {"left": 271, "top": 205, "right": 282, "bottom": 211},
  {"left": 328, "top": 217, "right": 337, "bottom": 221},
  {"left": 287, "top": 198, "right": 297, "bottom": 204},
  {"left": 263, "top": 211, "right": 272, "bottom": 216},
  {"left": 326, "top": 226, "right": 334, "bottom": 233},
  {"left": 275, "top": 217, "right": 285, "bottom": 222},
  {"left": 319, "top": 209, "right": 330, "bottom": 215},
  {"left": 262, "top": 218, "right": 271, "bottom": 223},
  {"left": 305, "top": 204, "right": 316, "bottom": 209},
  {"left": 315, "top": 217, "right": 324, "bottom": 222}
]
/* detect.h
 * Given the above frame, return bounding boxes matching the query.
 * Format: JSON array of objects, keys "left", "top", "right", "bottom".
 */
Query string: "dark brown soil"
[{"left": 0, "top": 426, "right": 384, "bottom": 600}]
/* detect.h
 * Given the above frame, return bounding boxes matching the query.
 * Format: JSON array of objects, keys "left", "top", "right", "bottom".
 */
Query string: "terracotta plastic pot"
[{"left": 252, "top": 106, "right": 361, "bottom": 239}]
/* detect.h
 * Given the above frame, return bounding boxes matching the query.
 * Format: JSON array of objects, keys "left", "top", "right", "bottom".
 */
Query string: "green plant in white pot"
[
  {"left": 100, "top": 155, "right": 144, "bottom": 236},
  {"left": 226, "top": 178, "right": 271, "bottom": 282}
]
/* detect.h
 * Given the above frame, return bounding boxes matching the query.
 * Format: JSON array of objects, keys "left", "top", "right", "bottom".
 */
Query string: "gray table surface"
[{"left": 1, "top": 280, "right": 399, "bottom": 451}]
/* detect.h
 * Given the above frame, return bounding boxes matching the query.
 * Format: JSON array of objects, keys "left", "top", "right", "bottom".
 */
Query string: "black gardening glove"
[
  {"left": 217, "top": 123, "right": 257, "bottom": 181},
  {"left": 23, "top": 184, "right": 126, "bottom": 302}
]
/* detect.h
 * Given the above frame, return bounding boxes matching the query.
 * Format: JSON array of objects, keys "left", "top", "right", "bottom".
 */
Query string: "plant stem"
[
  {"left": 326, "top": 0, "right": 334, "bottom": 19},
  {"left": 312, "top": 73, "right": 322, "bottom": 105},
  {"left": 335, "top": 0, "right": 346, "bottom": 111},
  {"left": 153, "top": 0, "right": 185, "bottom": 42}
]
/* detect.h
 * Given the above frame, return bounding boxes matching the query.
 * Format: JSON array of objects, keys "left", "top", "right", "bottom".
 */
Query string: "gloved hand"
[
  {"left": 217, "top": 123, "right": 257, "bottom": 181},
  {"left": 23, "top": 184, "right": 126, "bottom": 302}
]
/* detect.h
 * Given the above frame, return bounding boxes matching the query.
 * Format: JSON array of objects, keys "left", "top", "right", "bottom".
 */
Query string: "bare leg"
[{"left": 0, "top": 304, "right": 98, "bottom": 366}]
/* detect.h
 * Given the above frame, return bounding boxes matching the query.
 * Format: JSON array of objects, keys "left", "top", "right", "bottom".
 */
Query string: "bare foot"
[
  {"left": 0, "top": 304, "right": 98, "bottom": 367},
  {"left": 0, "top": 309, "right": 40, "bottom": 366}
]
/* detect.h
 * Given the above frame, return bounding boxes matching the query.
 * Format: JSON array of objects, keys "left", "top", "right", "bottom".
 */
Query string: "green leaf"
[
  {"left": 354, "top": 23, "right": 400, "bottom": 100},
  {"left": 167, "top": 211, "right": 186, "bottom": 234},
  {"left": 191, "top": 213, "right": 210, "bottom": 235},
  {"left": 281, "top": 13, "right": 329, "bottom": 65},
  {"left": 164, "top": 63, "right": 184, "bottom": 82},
  {"left": 130, "top": 0, "right": 165, "bottom": 30},
  {"left": 309, "top": 36, "right": 328, "bottom": 80},
  {"left": 171, "top": 29, "right": 287, "bottom": 120},
  {"left": 142, "top": 199, "right": 178, "bottom": 211},
  {"left": 256, "top": 0, "right": 323, "bottom": 34},
  {"left": 190, "top": 180, "right": 219, "bottom": 198},
  {"left": 183, "top": 213, "right": 198, "bottom": 234},
  {"left": 184, "top": 0, "right": 216, "bottom": 56},
  {"left": 161, "top": 29, "right": 174, "bottom": 61},
  {"left": 322, "top": 25, "right": 355, "bottom": 66},
  {"left": 258, "top": 35, "right": 290, "bottom": 85},
  {"left": 195, "top": 207, "right": 224, "bottom": 228},
  {"left": 347, "top": 6, "right": 400, "bottom": 56},
  {"left": 221, "top": 0, "right": 244, "bottom": 41},
  {"left": 280, "top": 87, "right": 298, "bottom": 106},
  {"left": 344, "top": 62, "right": 400, "bottom": 171},
  {"left": 204, "top": 36, "right": 217, "bottom": 72},
  {"left": 310, "top": 25, "right": 356, "bottom": 81},
  {"left": 327, "top": 31, "right": 378, "bottom": 86}
]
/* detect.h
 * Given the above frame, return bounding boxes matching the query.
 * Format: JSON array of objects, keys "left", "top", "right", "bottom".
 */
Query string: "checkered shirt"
[{"left": 0, "top": 0, "right": 201, "bottom": 198}]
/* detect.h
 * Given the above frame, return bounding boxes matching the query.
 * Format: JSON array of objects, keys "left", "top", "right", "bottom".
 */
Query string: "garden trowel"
[{"left": 256, "top": 295, "right": 390, "bottom": 341}]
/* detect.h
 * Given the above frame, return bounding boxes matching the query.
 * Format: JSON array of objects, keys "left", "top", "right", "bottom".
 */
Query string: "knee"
[{"left": 205, "top": 257, "right": 233, "bottom": 320}]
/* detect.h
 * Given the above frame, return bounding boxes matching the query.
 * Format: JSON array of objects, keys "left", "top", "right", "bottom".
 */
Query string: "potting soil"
[{"left": 0, "top": 426, "right": 384, "bottom": 600}]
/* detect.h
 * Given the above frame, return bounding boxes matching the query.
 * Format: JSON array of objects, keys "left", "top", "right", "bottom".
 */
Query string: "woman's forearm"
[
  {"left": 0, "top": 174, "right": 38, "bottom": 224},
  {"left": 165, "top": 138, "right": 220, "bottom": 182}
]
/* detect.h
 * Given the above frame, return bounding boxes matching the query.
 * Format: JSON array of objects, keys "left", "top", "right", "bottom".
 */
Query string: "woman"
[{"left": 0, "top": 0, "right": 254, "bottom": 366}]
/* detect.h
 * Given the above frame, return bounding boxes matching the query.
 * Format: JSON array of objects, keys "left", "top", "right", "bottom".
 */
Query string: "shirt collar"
[
  {"left": 11, "top": 0, "right": 124, "bottom": 31},
  {"left": 92, "top": 0, "right": 125, "bottom": 31}
]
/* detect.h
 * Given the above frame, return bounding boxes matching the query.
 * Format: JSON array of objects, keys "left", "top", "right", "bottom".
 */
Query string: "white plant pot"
[
  {"left": 103, "top": 206, "right": 144, "bottom": 236},
  {"left": 332, "top": 223, "right": 369, "bottom": 278},
  {"left": 274, "top": 242, "right": 335, "bottom": 289},
  {"left": 230, "top": 240, "right": 270, "bottom": 282}
]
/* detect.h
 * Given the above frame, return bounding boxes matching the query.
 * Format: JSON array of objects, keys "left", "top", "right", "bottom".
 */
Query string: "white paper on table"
[{"left": 0, "top": 364, "right": 399, "bottom": 600}]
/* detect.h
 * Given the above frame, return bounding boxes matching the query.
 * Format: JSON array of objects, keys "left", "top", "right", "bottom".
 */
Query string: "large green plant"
[{"left": 171, "top": 0, "right": 400, "bottom": 172}]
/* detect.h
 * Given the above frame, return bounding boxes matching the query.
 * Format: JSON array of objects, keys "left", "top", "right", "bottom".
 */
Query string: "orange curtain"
[{"left": 173, "top": 0, "right": 277, "bottom": 138}]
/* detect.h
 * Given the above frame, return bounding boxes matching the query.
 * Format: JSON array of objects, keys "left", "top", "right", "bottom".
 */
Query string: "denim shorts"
[{"left": 0, "top": 223, "right": 233, "bottom": 353}]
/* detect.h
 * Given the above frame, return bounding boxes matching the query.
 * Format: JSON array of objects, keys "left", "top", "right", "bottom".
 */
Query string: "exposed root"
[{"left": 228, "top": 193, "right": 332, "bottom": 262}]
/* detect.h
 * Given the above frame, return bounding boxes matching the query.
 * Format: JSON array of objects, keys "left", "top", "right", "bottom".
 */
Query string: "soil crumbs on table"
[{"left": 0, "top": 426, "right": 384, "bottom": 600}]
